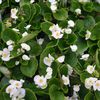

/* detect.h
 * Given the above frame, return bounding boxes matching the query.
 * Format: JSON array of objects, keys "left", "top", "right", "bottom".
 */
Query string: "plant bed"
[{"left": 0, "top": 0, "right": 100, "bottom": 100}]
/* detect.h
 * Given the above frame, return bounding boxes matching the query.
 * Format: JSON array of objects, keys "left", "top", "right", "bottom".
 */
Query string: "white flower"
[
  {"left": 0, "top": 0, "right": 2, "bottom": 4},
  {"left": 49, "top": 0, "right": 56, "bottom": 3},
  {"left": 22, "top": 54, "right": 30, "bottom": 61},
  {"left": 85, "top": 77, "right": 97, "bottom": 89},
  {"left": 11, "top": 8, "right": 18, "bottom": 19},
  {"left": 67, "top": 64, "right": 73, "bottom": 75},
  {"left": 9, "top": 80, "right": 24, "bottom": 88},
  {"left": 51, "top": 31, "right": 63, "bottom": 39},
  {"left": 15, "top": 0, "right": 20, "bottom": 2},
  {"left": 5, "top": 20, "right": 12, "bottom": 27},
  {"left": 78, "top": 0, "right": 90, "bottom": 3},
  {"left": 34, "top": 75, "right": 47, "bottom": 89},
  {"left": 93, "top": 80, "right": 100, "bottom": 91},
  {"left": 50, "top": 4, "right": 57, "bottom": 13},
  {"left": 68, "top": 20, "right": 75, "bottom": 28},
  {"left": 49, "top": 0, "right": 57, "bottom": 12},
  {"left": 73, "top": 85, "right": 80, "bottom": 92},
  {"left": 13, "top": 81, "right": 23, "bottom": 89},
  {"left": 45, "top": 73, "right": 52, "bottom": 79},
  {"left": 21, "top": 43, "right": 31, "bottom": 51},
  {"left": 17, "top": 88, "right": 26, "bottom": 99},
  {"left": 85, "top": 30, "right": 91, "bottom": 40},
  {"left": 72, "top": 91, "right": 79, "bottom": 99},
  {"left": 96, "top": 0, "right": 100, "bottom": 4},
  {"left": 62, "top": 75, "right": 70, "bottom": 86},
  {"left": 15, "top": 61, "right": 20, "bottom": 65},
  {"left": 24, "top": 25, "right": 31, "bottom": 30},
  {"left": 1, "top": 48, "right": 10, "bottom": 61},
  {"left": 6, "top": 40, "right": 14, "bottom": 45},
  {"left": 37, "top": 38, "right": 44, "bottom": 45},
  {"left": 43, "top": 54, "right": 54, "bottom": 66},
  {"left": 12, "top": 28, "right": 19, "bottom": 32},
  {"left": 46, "top": 67, "right": 53, "bottom": 74},
  {"left": 70, "top": 45, "right": 78, "bottom": 52},
  {"left": 86, "top": 65, "right": 95, "bottom": 74},
  {"left": 57, "top": 55, "right": 65, "bottom": 63},
  {"left": 20, "top": 79, "right": 25, "bottom": 83},
  {"left": 30, "top": 0, "right": 35, "bottom": 3},
  {"left": 45, "top": 67, "right": 53, "bottom": 79},
  {"left": 75, "top": 8, "right": 81, "bottom": 15},
  {"left": 6, "top": 85, "right": 15, "bottom": 94},
  {"left": 80, "top": 54, "right": 89, "bottom": 61},
  {"left": 64, "top": 28, "right": 72, "bottom": 34},
  {"left": 6, "top": 79, "right": 25, "bottom": 99},
  {"left": 22, "top": 32, "right": 28, "bottom": 37},
  {"left": 8, "top": 45, "right": 14, "bottom": 51},
  {"left": 49, "top": 24, "right": 63, "bottom": 39},
  {"left": 49, "top": 24, "right": 62, "bottom": 33}
]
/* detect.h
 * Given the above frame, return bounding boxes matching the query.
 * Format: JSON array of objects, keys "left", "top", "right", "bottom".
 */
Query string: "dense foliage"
[{"left": 0, "top": 0, "right": 100, "bottom": 100}]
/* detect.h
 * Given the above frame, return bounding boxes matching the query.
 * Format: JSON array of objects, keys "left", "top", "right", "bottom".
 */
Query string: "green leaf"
[
  {"left": 20, "top": 0, "right": 30, "bottom": 7},
  {"left": 53, "top": 8, "right": 68, "bottom": 21},
  {"left": 0, "top": 77, "right": 9, "bottom": 90},
  {"left": 0, "top": 92, "right": 10, "bottom": 100},
  {"left": 97, "top": 40, "right": 100, "bottom": 48},
  {"left": 60, "top": 64, "right": 68, "bottom": 76},
  {"left": 21, "top": 4, "right": 31, "bottom": 21},
  {"left": 27, "top": 40, "right": 42, "bottom": 56},
  {"left": 96, "top": 49, "right": 100, "bottom": 69},
  {"left": 80, "top": 72, "right": 91, "bottom": 83},
  {"left": 74, "top": 20, "right": 84, "bottom": 34},
  {"left": 17, "top": 21, "right": 27, "bottom": 33},
  {"left": 83, "top": 2, "right": 94, "bottom": 12},
  {"left": 44, "top": 13, "right": 52, "bottom": 21},
  {"left": 25, "top": 88, "right": 37, "bottom": 100},
  {"left": 47, "top": 40, "right": 58, "bottom": 48},
  {"left": 91, "top": 22, "right": 100, "bottom": 40},
  {"left": 93, "top": 2, "right": 100, "bottom": 12},
  {"left": 95, "top": 91, "right": 100, "bottom": 100},
  {"left": 76, "top": 38, "right": 88, "bottom": 54},
  {"left": 5, "top": 58, "right": 16, "bottom": 68},
  {"left": 0, "top": 0, "right": 9, "bottom": 9},
  {"left": 67, "top": 34, "right": 77, "bottom": 44},
  {"left": 58, "top": 39, "right": 69, "bottom": 51},
  {"left": 29, "top": 4, "right": 37, "bottom": 22},
  {"left": 49, "top": 85, "right": 64, "bottom": 100},
  {"left": 48, "top": 78, "right": 60, "bottom": 88},
  {"left": 70, "top": 0, "right": 80, "bottom": 12},
  {"left": 1, "top": 28, "right": 20, "bottom": 42},
  {"left": 18, "top": 31, "right": 40, "bottom": 43},
  {"left": 65, "top": 51, "right": 78, "bottom": 67},
  {"left": 0, "top": 21, "right": 2, "bottom": 33},
  {"left": 84, "top": 16, "right": 95, "bottom": 30},
  {"left": 34, "top": 3, "right": 41, "bottom": 16},
  {"left": 20, "top": 57, "right": 38, "bottom": 77},
  {"left": 84, "top": 92, "right": 95, "bottom": 100},
  {"left": 41, "top": 21, "right": 53, "bottom": 35}
]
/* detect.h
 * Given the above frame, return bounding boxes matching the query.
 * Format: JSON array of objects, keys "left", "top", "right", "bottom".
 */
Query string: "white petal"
[
  {"left": 70, "top": 45, "right": 78, "bottom": 52},
  {"left": 22, "top": 55, "right": 30, "bottom": 61},
  {"left": 57, "top": 55, "right": 65, "bottom": 63}
]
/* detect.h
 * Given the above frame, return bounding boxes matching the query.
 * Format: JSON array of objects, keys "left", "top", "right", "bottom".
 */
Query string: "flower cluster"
[
  {"left": 85, "top": 65, "right": 100, "bottom": 91},
  {"left": 49, "top": 0, "right": 57, "bottom": 13},
  {"left": 6, "top": 79, "right": 25, "bottom": 100},
  {"left": 0, "top": 0, "right": 100, "bottom": 99},
  {"left": 0, "top": 40, "right": 14, "bottom": 61},
  {"left": 34, "top": 67, "right": 53, "bottom": 89},
  {"left": 85, "top": 77, "right": 100, "bottom": 91}
]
